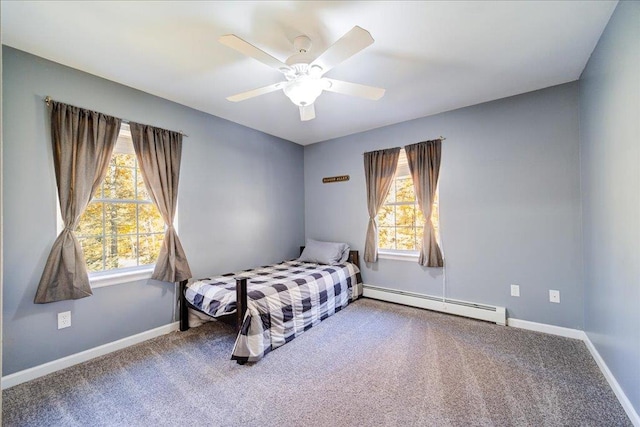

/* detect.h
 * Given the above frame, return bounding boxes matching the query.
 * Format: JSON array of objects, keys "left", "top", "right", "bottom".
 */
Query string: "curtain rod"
[
  {"left": 44, "top": 96, "right": 189, "bottom": 137},
  {"left": 362, "top": 137, "right": 446, "bottom": 155}
]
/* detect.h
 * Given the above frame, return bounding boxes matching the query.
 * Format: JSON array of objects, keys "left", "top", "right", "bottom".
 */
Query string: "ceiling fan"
[{"left": 219, "top": 26, "right": 385, "bottom": 121}]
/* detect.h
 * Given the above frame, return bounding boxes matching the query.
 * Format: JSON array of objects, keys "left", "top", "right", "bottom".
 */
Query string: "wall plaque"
[{"left": 322, "top": 175, "right": 350, "bottom": 183}]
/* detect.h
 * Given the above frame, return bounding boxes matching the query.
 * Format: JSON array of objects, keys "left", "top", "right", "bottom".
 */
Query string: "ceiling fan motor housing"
[
  {"left": 293, "top": 35, "right": 312, "bottom": 53},
  {"left": 285, "top": 35, "right": 322, "bottom": 75}
]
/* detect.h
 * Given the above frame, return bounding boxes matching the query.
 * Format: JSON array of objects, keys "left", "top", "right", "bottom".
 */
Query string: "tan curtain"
[
  {"left": 405, "top": 140, "right": 443, "bottom": 267},
  {"left": 35, "top": 101, "right": 121, "bottom": 303},
  {"left": 129, "top": 123, "right": 192, "bottom": 283},
  {"left": 363, "top": 147, "right": 401, "bottom": 263}
]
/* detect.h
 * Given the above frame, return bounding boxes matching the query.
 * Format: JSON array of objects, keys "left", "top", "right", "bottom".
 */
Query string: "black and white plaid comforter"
[{"left": 184, "top": 260, "right": 361, "bottom": 362}]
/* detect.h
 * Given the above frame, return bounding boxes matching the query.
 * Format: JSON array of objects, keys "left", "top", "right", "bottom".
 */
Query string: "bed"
[{"left": 179, "top": 245, "right": 362, "bottom": 364}]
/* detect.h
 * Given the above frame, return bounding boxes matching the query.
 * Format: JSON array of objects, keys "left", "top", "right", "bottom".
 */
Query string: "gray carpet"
[{"left": 3, "top": 298, "right": 631, "bottom": 426}]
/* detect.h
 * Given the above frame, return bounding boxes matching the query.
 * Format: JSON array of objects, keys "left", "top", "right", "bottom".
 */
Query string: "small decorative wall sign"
[{"left": 322, "top": 175, "right": 350, "bottom": 184}]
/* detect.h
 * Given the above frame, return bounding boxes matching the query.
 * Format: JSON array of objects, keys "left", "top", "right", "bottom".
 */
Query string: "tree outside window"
[
  {"left": 75, "top": 125, "right": 165, "bottom": 273},
  {"left": 377, "top": 149, "right": 439, "bottom": 252}
]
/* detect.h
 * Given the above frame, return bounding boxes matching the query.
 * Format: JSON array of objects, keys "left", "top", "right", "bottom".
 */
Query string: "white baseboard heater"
[{"left": 362, "top": 285, "right": 506, "bottom": 326}]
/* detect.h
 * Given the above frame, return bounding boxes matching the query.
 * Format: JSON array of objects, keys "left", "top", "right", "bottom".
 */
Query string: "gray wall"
[
  {"left": 579, "top": 0, "right": 640, "bottom": 414},
  {"left": 305, "top": 82, "right": 583, "bottom": 329},
  {"left": 2, "top": 47, "right": 304, "bottom": 375}
]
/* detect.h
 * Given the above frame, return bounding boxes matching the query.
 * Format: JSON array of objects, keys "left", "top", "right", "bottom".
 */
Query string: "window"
[
  {"left": 377, "top": 148, "right": 439, "bottom": 255},
  {"left": 74, "top": 124, "right": 165, "bottom": 275}
]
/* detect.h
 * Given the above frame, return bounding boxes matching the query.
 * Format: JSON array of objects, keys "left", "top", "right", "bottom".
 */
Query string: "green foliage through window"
[
  {"left": 76, "top": 126, "right": 165, "bottom": 273},
  {"left": 377, "top": 149, "right": 439, "bottom": 252}
]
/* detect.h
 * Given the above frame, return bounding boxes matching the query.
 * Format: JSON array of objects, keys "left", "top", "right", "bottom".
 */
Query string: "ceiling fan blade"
[
  {"left": 227, "top": 82, "right": 284, "bottom": 102},
  {"left": 299, "top": 104, "right": 316, "bottom": 121},
  {"left": 323, "top": 78, "right": 385, "bottom": 100},
  {"left": 310, "top": 26, "right": 374, "bottom": 75},
  {"left": 219, "top": 34, "right": 290, "bottom": 73}
]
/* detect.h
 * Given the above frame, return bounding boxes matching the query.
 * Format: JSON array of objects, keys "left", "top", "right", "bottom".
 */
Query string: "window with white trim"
[
  {"left": 377, "top": 148, "right": 439, "bottom": 255},
  {"left": 74, "top": 124, "right": 165, "bottom": 274}
]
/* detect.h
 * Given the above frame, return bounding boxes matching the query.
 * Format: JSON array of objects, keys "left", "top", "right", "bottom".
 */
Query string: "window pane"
[
  {"left": 378, "top": 227, "right": 395, "bottom": 250},
  {"left": 396, "top": 226, "right": 418, "bottom": 251},
  {"left": 105, "top": 235, "right": 138, "bottom": 269},
  {"left": 77, "top": 202, "right": 103, "bottom": 237},
  {"left": 79, "top": 237, "right": 104, "bottom": 272},
  {"left": 104, "top": 236, "right": 118, "bottom": 270},
  {"left": 114, "top": 161, "right": 136, "bottom": 200},
  {"left": 139, "top": 234, "right": 164, "bottom": 266},
  {"left": 396, "top": 204, "right": 416, "bottom": 228},
  {"left": 104, "top": 203, "right": 137, "bottom": 235},
  {"left": 395, "top": 177, "right": 415, "bottom": 202},
  {"left": 138, "top": 204, "right": 164, "bottom": 234},
  {"left": 114, "top": 152, "right": 136, "bottom": 168},
  {"left": 115, "top": 235, "right": 138, "bottom": 268},
  {"left": 377, "top": 204, "right": 395, "bottom": 227},
  {"left": 102, "top": 162, "right": 118, "bottom": 200},
  {"left": 113, "top": 168, "right": 135, "bottom": 200},
  {"left": 102, "top": 154, "right": 136, "bottom": 200}
]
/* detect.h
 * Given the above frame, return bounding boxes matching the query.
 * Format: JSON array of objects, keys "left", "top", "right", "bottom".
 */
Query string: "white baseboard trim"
[
  {"left": 506, "top": 318, "right": 586, "bottom": 340},
  {"left": 362, "top": 284, "right": 506, "bottom": 325},
  {"left": 583, "top": 334, "right": 640, "bottom": 427},
  {"left": 1, "top": 321, "right": 180, "bottom": 390}
]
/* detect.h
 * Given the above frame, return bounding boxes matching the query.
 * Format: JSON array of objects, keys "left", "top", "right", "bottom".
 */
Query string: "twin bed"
[{"left": 179, "top": 243, "right": 362, "bottom": 364}]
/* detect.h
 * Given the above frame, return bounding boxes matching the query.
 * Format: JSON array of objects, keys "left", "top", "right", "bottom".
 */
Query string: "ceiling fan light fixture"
[
  {"left": 283, "top": 76, "right": 326, "bottom": 107},
  {"left": 220, "top": 26, "right": 382, "bottom": 120}
]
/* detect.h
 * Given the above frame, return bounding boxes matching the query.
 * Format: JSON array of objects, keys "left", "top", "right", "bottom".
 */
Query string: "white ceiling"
[{"left": 1, "top": 1, "right": 617, "bottom": 145}]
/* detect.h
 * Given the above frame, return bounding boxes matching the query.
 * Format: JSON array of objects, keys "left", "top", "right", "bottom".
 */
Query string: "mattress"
[{"left": 185, "top": 260, "right": 361, "bottom": 362}]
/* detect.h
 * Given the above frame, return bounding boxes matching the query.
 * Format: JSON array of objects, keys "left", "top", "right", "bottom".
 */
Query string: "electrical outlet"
[
  {"left": 549, "top": 290, "right": 560, "bottom": 303},
  {"left": 58, "top": 311, "right": 71, "bottom": 329},
  {"left": 510, "top": 284, "right": 520, "bottom": 297}
]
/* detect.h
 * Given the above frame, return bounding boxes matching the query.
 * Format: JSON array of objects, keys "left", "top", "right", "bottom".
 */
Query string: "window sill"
[
  {"left": 378, "top": 251, "right": 419, "bottom": 262},
  {"left": 89, "top": 266, "right": 155, "bottom": 288}
]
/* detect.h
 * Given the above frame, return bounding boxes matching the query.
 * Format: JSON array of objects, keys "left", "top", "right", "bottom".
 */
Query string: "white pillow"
[
  {"left": 338, "top": 242, "right": 350, "bottom": 263},
  {"left": 298, "top": 239, "right": 350, "bottom": 265}
]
